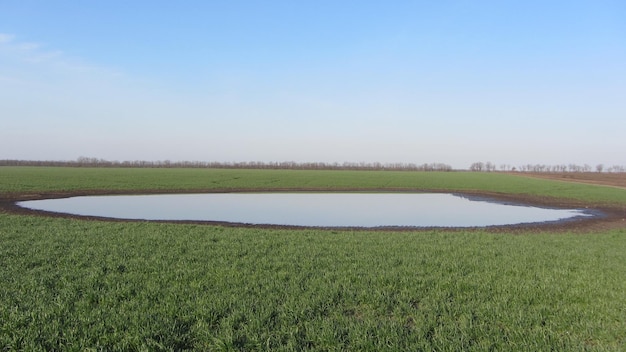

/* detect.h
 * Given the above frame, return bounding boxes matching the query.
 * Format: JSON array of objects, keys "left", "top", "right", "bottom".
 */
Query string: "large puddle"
[{"left": 17, "top": 193, "right": 594, "bottom": 228}]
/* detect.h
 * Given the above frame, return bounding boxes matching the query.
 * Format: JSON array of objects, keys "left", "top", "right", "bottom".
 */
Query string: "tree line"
[
  {"left": 2, "top": 158, "right": 623, "bottom": 173},
  {"left": 470, "top": 161, "right": 625, "bottom": 173},
  {"left": 0, "top": 158, "right": 453, "bottom": 172}
]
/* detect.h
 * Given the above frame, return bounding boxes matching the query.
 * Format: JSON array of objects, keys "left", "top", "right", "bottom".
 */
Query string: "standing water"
[{"left": 17, "top": 193, "right": 594, "bottom": 228}]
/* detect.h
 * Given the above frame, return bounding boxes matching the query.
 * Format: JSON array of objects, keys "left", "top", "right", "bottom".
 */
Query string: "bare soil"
[{"left": 515, "top": 172, "right": 626, "bottom": 189}]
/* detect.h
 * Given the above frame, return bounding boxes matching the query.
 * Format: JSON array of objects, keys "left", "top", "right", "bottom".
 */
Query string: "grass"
[
  {"left": 1, "top": 166, "right": 625, "bottom": 204},
  {"left": 1, "top": 167, "right": 625, "bottom": 350}
]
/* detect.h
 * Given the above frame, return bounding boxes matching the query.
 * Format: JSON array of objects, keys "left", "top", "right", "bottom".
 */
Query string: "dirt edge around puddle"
[{"left": 1, "top": 188, "right": 624, "bottom": 233}]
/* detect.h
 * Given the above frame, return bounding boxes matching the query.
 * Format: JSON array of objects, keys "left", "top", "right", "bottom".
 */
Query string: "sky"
[{"left": 1, "top": 1, "right": 625, "bottom": 169}]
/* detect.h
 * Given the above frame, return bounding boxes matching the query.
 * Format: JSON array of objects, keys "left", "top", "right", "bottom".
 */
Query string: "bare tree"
[{"left": 470, "top": 162, "right": 484, "bottom": 171}]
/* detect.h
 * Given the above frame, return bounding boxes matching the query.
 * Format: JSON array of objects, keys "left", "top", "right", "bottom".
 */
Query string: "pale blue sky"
[{"left": 1, "top": 1, "right": 625, "bottom": 168}]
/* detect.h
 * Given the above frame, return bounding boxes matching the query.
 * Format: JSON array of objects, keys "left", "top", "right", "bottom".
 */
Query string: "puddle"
[{"left": 17, "top": 193, "right": 595, "bottom": 228}]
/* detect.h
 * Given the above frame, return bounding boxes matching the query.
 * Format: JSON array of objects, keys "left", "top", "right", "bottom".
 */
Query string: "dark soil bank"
[{"left": 2, "top": 188, "right": 624, "bottom": 232}]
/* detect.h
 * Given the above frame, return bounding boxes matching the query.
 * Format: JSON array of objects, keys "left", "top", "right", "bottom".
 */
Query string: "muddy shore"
[{"left": 1, "top": 187, "right": 624, "bottom": 233}]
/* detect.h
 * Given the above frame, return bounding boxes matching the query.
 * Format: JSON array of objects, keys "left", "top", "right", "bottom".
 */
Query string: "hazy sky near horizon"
[{"left": 1, "top": 1, "right": 625, "bottom": 169}]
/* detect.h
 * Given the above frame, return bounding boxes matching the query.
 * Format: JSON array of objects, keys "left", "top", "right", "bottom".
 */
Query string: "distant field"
[
  {"left": 520, "top": 171, "right": 626, "bottom": 189},
  {"left": 1, "top": 167, "right": 625, "bottom": 351},
  {"left": 1, "top": 166, "right": 625, "bottom": 205}
]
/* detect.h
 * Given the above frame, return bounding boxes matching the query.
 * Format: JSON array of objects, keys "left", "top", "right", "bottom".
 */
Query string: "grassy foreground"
[{"left": 1, "top": 167, "right": 625, "bottom": 351}]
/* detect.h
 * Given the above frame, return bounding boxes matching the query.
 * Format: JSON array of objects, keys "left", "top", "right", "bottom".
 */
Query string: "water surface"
[{"left": 17, "top": 193, "right": 593, "bottom": 228}]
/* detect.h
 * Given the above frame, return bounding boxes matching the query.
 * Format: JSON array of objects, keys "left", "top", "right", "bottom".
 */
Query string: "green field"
[
  {"left": 1, "top": 167, "right": 625, "bottom": 351},
  {"left": 1, "top": 166, "right": 625, "bottom": 204}
]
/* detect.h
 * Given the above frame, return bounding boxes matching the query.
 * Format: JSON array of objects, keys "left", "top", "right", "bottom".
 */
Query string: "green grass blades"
[
  {"left": 1, "top": 167, "right": 625, "bottom": 350},
  {"left": 1, "top": 214, "right": 625, "bottom": 351}
]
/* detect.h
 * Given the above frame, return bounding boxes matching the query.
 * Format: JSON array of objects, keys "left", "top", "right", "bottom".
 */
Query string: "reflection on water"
[{"left": 18, "top": 193, "right": 593, "bottom": 228}]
